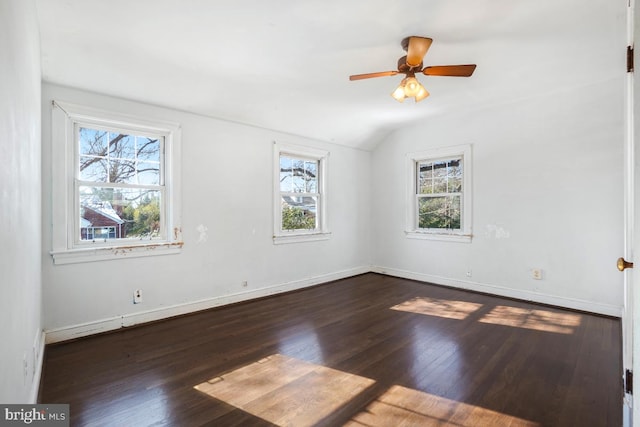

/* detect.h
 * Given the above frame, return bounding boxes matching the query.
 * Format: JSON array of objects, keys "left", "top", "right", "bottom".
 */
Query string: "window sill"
[
  {"left": 50, "top": 242, "right": 184, "bottom": 265},
  {"left": 405, "top": 231, "right": 472, "bottom": 243},
  {"left": 273, "top": 232, "right": 331, "bottom": 245}
]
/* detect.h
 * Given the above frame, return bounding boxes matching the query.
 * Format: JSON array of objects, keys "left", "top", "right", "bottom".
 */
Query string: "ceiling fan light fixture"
[
  {"left": 391, "top": 76, "right": 428, "bottom": 103},
  {"left": 415, "top": 85, "right": 429, "bottom": 102},
  {"left": 403, "top": 76, "right": 421, "bottom": 97},
  {"left": 391, "top": 84, "right": 406, "bottom": 102}
]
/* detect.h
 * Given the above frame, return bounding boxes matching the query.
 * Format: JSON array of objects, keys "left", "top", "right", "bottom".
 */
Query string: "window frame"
[
  {"left": 273, "top": 142, "right": 330, "bottom": 244},
  {"left": 405, "top": 144, "right": 472, "bottom": 243},
  {"left": 50, "top": 101, "right": 183, "bottom": 264}
]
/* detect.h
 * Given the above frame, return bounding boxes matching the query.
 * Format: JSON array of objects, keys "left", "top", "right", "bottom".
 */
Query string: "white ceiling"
[{"left": 35, "top": 0, "right": 626, "bottom": 150}]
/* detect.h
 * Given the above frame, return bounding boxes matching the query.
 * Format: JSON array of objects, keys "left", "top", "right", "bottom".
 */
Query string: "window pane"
[
  {"left": 418, "top": 195, "right": 461, "bottom": 230},
  {"left": 281, "top": 195, "right": 317, "bottom": 230},
  {"left": 109, "top": 133, "right": 135, "bottom": 159},
  {"left": 280, "top": 156, "right": 293, "bottom": 192},
  {"left": 432, "top": 161, "right": 448, "bottom": 193},
  {"left": 304, "top": 160, "right": 318, "bottom": 192},
  {"left": 447, "top": 159, "right": 462, "bottom": 192},
  {"left": 136, "top": 136, "right": 161, "bottom": 162},
  {"left": 291, "top": 159, "right": 306, "bottom": 192},
  {"left": 79, "top": 156, "right": 108, "bottom": 182},
  {"left": 418, "top": 162, "right": 433, "bottom": 194},
  {"left": 109, "top": 159, "right": 136, "bottom": 184},
  {"left": 79, "top": 128, "right": 108, "bottom": 156},
  {"left": 79, "top": 186, "right": 162, "bottom": 240},
  {"left": 138, "top": 161, "right": 161, "bottom": 185}
]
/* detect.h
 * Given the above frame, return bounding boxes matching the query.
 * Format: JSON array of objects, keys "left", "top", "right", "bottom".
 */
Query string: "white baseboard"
[
  {"left": 29, "top": 330, "right": 46, "bottom": 403},
  {"left": 45, "top": 266, "right": 370, "bottom": 344},
  {"left": 371, "top": 266, "right": 623, "bottom": 317}
]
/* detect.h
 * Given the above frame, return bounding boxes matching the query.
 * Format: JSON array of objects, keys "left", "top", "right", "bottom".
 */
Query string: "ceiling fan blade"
[
  {"left": 422, "top": 64, "right": 477, "bottom": 77},
  {"left": 405, "top": 36, "right": 432, "bottom": 68},
  {"left": 349, "top": 71, "right": 398, "bottom": 81}
]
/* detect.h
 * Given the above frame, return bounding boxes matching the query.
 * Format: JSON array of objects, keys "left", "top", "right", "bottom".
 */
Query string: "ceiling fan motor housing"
[{"left": 397, "top": 56, "right": 421, "bottom": 73}]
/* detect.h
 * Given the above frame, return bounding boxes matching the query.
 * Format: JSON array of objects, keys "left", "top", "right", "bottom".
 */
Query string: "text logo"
[{"left": 0, "top": 405, "right": 69, "bottom": 427}]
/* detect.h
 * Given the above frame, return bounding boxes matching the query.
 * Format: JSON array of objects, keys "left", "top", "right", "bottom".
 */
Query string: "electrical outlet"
[
  {"left": 532, "top": 269, "right": 543, "bottom": 280},
  {"left": 133, "top": 289, "right": 143, "bottom": 304},
  {"left": 466, "top": 269, "right": 472, "bottom": 278},
  {"left": 241, "top": 280, "right": 248, "bottom": 287}
]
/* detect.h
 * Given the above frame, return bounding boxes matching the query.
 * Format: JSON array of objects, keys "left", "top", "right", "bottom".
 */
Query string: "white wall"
[
  {"left": 39, "top": 42, "right": 623, "bottom": 344},
  {"left": 371, "top": 79, "right": 625, "bottom": 316},
  {"left": 40, "top": 78, "right": 624, "bottom": 341},
  {"left": 0, "top": 0, "right": 43, "bottom": 403},
  {"left": 41, "top": 83, "right": 372, "bottom": 340}
]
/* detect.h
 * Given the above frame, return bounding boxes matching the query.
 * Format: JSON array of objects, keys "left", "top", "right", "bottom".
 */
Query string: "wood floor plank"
[{"left": 39, "top": 273, "right": 622, "bottom": 426}]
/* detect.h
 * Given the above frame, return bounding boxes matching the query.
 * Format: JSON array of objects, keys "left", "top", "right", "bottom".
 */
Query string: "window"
[
  {"left": 273, "top": 143, "right": 329, "bottom": 244},
  {"left": 78, "top": 126, "right": 164, "bottom": 242},
  {"left": 406, "top": 145, "right": 472, "bottom": 242},
  {"left": 50, "top": 101, "right": 182, "bottom": 264}
]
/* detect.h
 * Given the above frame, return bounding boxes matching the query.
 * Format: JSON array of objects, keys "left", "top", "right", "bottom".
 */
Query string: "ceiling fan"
[{"left": 349, "top": 36, "right": 476, "bottom": 103}]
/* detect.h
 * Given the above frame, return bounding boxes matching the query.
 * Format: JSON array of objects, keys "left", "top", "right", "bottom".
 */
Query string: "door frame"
[{"left": 627, "top": 0, "right": 638, "bottom": 425}]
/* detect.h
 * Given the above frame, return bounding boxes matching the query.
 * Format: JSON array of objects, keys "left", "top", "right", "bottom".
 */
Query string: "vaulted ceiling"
[{"left": 35, "top": 0, "right": 625, "bottom": 150}]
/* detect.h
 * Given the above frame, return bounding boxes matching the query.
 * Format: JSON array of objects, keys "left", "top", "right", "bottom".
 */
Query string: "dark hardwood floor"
[{"left": 39, "top": 273, "right": 622, "bottom": 426}]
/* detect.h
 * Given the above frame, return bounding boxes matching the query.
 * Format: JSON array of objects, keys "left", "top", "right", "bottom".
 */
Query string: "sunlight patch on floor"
[
  {"left": 391, "top": 297, "right": 483, "bottom": 320},
  {"left": 478, "top": 305, "right": 581, "bottom": 334},
  {"left": 194, "top": 354, "right": 375, "bottom": 427},
  {"left": 345, "top": 385, "right": 540, "bottom": 427}
]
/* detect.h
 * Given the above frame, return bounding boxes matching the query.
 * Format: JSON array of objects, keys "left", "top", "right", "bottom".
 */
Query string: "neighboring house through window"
[
  {"left": 273, "top": 142, "right": 330, "bottom": 244},
  {"left": 80, "top": 202, "right": 124, "bottom": 240},
  {"left": 406, "top": 144, "right": 472, "bottom": 242},
  {"left": 50, "top": 101, "right": 182, "bottom": 264}
]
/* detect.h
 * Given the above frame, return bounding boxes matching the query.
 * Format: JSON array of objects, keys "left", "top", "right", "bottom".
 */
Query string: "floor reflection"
[
  {"left": 478, "top": 305, "right": 581, "bottom": 334},
  {"left": 346, "top": 385, "right": 539, "bottom": 427},
  {"left": 80, "top": 374, "right": 171, "bottom": 426},
  {"left": 391, "top": 297, "right": 483, "bottom": 320},
  {"left": 194, "top": 354, "right": 375, "bottom": 427}
]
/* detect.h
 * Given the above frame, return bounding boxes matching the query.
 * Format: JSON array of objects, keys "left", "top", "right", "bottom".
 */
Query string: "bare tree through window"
[{"left": 78, "top": 127, "right": 163, "bottom": 240}]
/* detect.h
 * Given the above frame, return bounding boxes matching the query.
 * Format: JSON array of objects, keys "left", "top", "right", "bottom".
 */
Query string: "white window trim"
[
  {"left": 50, "top": 100, "right": 183, "bottom": 264},
  {"left": 273, "top": 142, "right": 330, "bottom": 244},
  {"left": 405, "top": 144, "right": 472, "bottom": 243}
]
